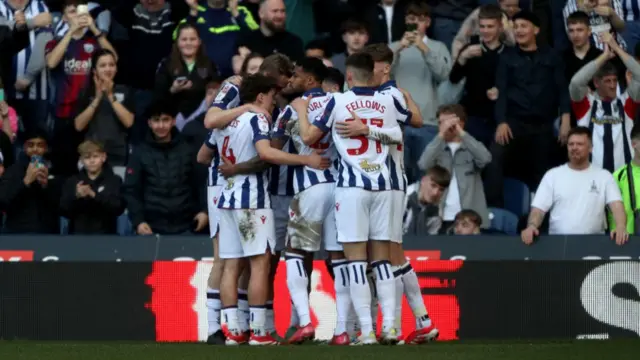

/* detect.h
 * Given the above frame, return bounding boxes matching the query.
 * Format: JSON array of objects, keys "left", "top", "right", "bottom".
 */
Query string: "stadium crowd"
[{"left": 0, "top": 0, "right": 640, "bottom": 345}]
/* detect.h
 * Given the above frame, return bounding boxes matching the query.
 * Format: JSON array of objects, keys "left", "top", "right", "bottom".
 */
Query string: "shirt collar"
[
  {"left": 303, "top": 87, "right": 325, "bottom": 98},
  {"left": 379, "top": 80, "right": 396, "bottom": 90},
  {"left": 350, "top": 86, "right": 377, "bottom": 96}
]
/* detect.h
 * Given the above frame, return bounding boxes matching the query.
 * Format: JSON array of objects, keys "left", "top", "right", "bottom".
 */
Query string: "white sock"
[
  {"left": 238, "top": 289, "right": 250, "bottom": 332},
  {"left": 401, "top": 262, "right": 431, "bottom": 329},
  {"left": 250, "top": 306, "right": 267, "bottom": 336},
  {"left": 222, "top": 306, "right": 240, "bottom": 334},
  {"left": 347, "top": 303, "right": 359, "bottom": 337},
  {"left": 206, "top": 288, "right": 222, "bottom": 336},
  {"left": 373, "top": 260, "right": 396, "bottom": 334},
  {"left": 332, "top": 259, "right": 351, "bottom": 335},
  {"left": 265, "top": 301, "right": 275, "bottom": 333},
  {"left": 349, "top": 261, "right": 373, "bottom": 335},
  {"left": 289, "top": 302, "right": 299, "bottom": 328},
  {"left": 286, "top": 253, "right": 311, "bottom": 326},
  {"left": 367, "top": 269, "right": 378, "bottom": 334},
  {"left": 392, "top": 268, "right": 404, "bottom": 337}
]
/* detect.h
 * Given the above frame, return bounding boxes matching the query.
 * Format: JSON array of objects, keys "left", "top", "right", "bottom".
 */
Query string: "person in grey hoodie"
[
  {"left": 390, "top": 1, "right": 452, "bottom": 184},
  {"left": 418, "top": 104, "right": 492, "bottom": 232}
]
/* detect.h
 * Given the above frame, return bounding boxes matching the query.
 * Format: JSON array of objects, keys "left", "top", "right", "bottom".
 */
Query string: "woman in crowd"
[
  {"left": 154, "top": 22, "right": 218, "bottom": 119},
  {"left": 74, "top": 49, "right": 134, "bottom": 167},
  {"left": 239, "top": 52, "right": 263, "bottom": 76}
]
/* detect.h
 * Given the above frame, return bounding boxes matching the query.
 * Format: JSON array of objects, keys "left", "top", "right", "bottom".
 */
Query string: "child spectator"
[
  {"left": 403, "top": 165, "right": 451, "bottom": 236},
  {"left": 453, "top": 209, "right": 482, "bottom": 235},
  {"left": 60, "top": 140, "right": 124, "bottom": 234}
]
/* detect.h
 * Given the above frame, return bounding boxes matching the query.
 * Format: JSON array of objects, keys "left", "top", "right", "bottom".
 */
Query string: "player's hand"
[
  {"left": 336, "top": 110, "right": 367, "bottom": 137},
  {"left": 137, "top": 222, "right": 153, "bottom": 235},
  {"left": 291, "top": 96, "right": 311, "bottom": 115},
  {"left": 521, "top": 225, "right": 539, "bottom": 245},
  {"left": 495, "top": 123, "right": 513, "bottom": 145},
  {"left": 193, "top": 212, "right": 209, "bottom": 232},
  {"left": 218, "top": 156, "right": 237, "bottom": 178},
  {"left": 486, "top": 87, "right": 498, "bottom": 101},
  {"left": 594, "top": 5, "right": 612, "bottom": 17},
  {"left": 306, "top": 150, "right": 331, "bottom": 170},
  {"left": 610, "top": 229, "right": 629, "bottom": 246}
]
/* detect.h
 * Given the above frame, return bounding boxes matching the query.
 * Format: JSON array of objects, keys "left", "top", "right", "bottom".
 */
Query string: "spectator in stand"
[
  {"left": 430, "top": 0, "right": 477, "bottom": 51},
  {"left": 563, "top": 0, "right": 626, "bottom": 51},
  {"left": 60, "top": 140, "right": 124, "bottom": 234},
  {"left": 74, "top": 49, "right": 134, "bottom": 167},
  {"left": 182, "top": 0, "right": 258, "bottom": 79},
  {"left": 453, "top": 209, "right": 482, "bottom": 235},
  {"left": 322, "top": 67, "right": 344, "bottom": 93},
  {"left": 570, "top": 32, "right": 640, "bottom": 173},
  {"left": 0, "top": 7, "right": 29, "bottom": 102},
  {"left": 45, "top": 0, "right": 117, "bottom": 177},
  {"left": 363, "top": 0, "right": 408, "bottom": 45},
  {"left": 242, "top": 0, "right": 261, "bottom": 22},
  {"left": 521, "top": 127, "right": 628, "bottom": 244},
  {"left": 391, "top": 1, "right": 452, "bottom": 184},
  {"left": 0, "top": 0, "right": 53, "bottom": 136},
  {"left": 0, "top": 96, "right": 16, "bottom": 169},
  {"left": 0, "top": 129, "right": 61, "bottom": 234},
  {"left": 235, "top": 52, "right": 263, "bottom": 76},
  {"left": 0, "top": 97, "right": 17, "bottom": 142},
  {"left": 123, "top": 101, "right": 208, "bottom": 236},
  {"left": 609, "top": 125, "right": 640, "bottom": 234},
  {"left": 111, "top": 0, "right": 177, "bottom": 145},
  {"left": 564, "top": 11, "right": 603, "bottom": 90},
  {"left": 418, "top": 104, "right": 491, "bottom": 233},
  {"left": 53, "top": 1, "right": 110, "bottom": 37},
  {"left": 331, "top": 19, "right": 369, "bottom": 74},
  {"left": 232, "top": 0, "right": 304, "bottom": 70},
  {"left": 305, "top": 39, "right": 330, "bottom": 59},
  {"left": 451, "top": 0, "right": 517, "bottom": 60},
  {"left": 155, "top": 23, "right": 219, "bottom": 123},
  {"left": 449, "top": 4, "right": 506, "bottom": 148},
  {"left": 485, "top": 10, "right": 571, "bottom": 208},
  {"left": 620, "top": 0, "right": 640, "bottom": 52},
  {"left": 403, "top": 165, "right": 451, "bottom": 236}
]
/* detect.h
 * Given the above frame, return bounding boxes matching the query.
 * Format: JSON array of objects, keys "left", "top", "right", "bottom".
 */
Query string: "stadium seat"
[
  {"left": 503, "top": 178, "right": 531, "bottom": 217},
  {"left": 488, "top": 208, "right": 519, "bottom": 235}
]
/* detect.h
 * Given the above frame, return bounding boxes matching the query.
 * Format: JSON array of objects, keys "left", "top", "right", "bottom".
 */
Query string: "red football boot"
[
  {"left": 286, "top": 323, "right": 315, "bottom": 344},
  {"left": 404, "top": 325, "right": 439, "bottom": 345},
  {"left": 329, "top": 332, "right": 351, "bottom": 346},
  {"left": 225, "top": 331, "right": 249, "bottom": 346},
  {"left": 249, "top": 331, "right": 279, "bottom": 346}
]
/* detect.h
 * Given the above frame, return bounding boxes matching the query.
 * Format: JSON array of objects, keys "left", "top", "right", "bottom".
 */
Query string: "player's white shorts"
[
  {"left": 287, "top": 183, "right": 342, "bottom": 252},
  {"left": 390, "top": 190, "right": 405, "bottom": 243},
  {"left": 218, "top": 208, "right": 276, "bottom": 259},
  {"left": 271, "top": 195, "right": 292, "bottom": 252},
  {"left": 334, "top": 187, "right": 393, "bottom": 243},
  {"left": 207, "top": 185, "right": 223, "bottom": 238}
]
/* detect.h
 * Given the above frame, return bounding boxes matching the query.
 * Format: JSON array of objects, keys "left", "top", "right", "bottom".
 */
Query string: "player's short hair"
[
  {"left": 478, "top": 4, "right": 503, "bottom": 21},
  {"left": 363, "top": 44, "right": 394, "bottom": 65},
  {"left": 78, "top": 140, "right": 105, "bottom": 156},
  {"left": 323, "top": 67, "right": 345, "bottom": 88},
  {"left": 454, "top": 209, "right": 482, "bottom": 227},
  {"left": 567, "top": 126, "right": 592, "bottom": 142},
  {"left": 425, "top": 165, "right": 451, "bottom": 188},
  {"left": 240, "top": 73, "right": 279, "bottom": 104},
  {"left": 436, "top": 104, "right": 467, "bottom": 124},
  {"left": 594, "top": 61, "right": 618, "bottom": 79},
  {"left": 259, "top": 53, "right": 294, "bottom": 78},
  {"left": 341, "top": 18, "right": 368, "bottom": 34},
  {"left": 297, "top": 57, "right": 328, "bottom": 83},
  {"left": 566, "top": 11, "right": 590, "bottom": 27},
  {"left": 345, "top": 53, "right": 374, "bottom": 82},
  {"left": 406, "top": 1, "right": 431, "bottom": 18}
]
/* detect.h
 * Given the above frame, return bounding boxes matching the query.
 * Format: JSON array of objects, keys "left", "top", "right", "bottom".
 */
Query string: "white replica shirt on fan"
[
  {"left": 314, "top": 86, "right": 411, "bottom": 190},
  {"left": 273, "top": 88, "right": 338, "bottom": 194},
  {"left": 378, "top": 80, "right": 411, "bottom": 192},
  {"left": 214, "top": 111, "right": 271, "bottom": 209},
  {"left": 531, "top": 164, "right": 622, "bottom": 234}
]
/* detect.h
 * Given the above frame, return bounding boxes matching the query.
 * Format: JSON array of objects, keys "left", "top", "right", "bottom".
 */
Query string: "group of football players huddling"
[{"left": 198, "top": 43, "right": 438, "bottom": 346}]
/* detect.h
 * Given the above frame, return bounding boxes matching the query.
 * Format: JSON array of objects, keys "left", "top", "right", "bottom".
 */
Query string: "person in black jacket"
[
  {"left": 0, "top": 129, "right": 61, "bottom": 234},
  {"left": 123, "top": 100, "right": 208, "bottom": 235},
  {"left": 60, "top": 140, "right": 124, "bottom": 234},
  {"left": 0, "top": 18, "right": 29, "bottom": 96}
]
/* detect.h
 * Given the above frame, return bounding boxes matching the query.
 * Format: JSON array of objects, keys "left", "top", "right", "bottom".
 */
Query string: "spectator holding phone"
[
  {"left": 45, "top": 0, "right": 117, "bottom": 177},
  {"left": 74, "top": 49, "right": 134, "bottom": 167},
  {"left": 0, "top": 129, "right": 61, "bottom": 234}
]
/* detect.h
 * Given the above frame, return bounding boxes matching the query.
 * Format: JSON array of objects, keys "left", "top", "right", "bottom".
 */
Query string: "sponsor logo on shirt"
[
  {"left": 359, "top": 159, "right": 381, "bottom": 172},
  {"left": 64, "top": 59, "right": 92, "bottom": 75}
]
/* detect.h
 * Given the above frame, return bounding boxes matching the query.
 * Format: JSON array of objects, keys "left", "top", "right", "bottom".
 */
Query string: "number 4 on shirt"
[
  {"left": 345, "top": 117, "right": 383, "bottom": 155},
  {"left": 222, "top": 136, "right": 236, "bottom": 164}
]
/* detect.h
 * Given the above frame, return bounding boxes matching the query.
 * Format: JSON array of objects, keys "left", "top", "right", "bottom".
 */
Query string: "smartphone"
[
  {"left": 406, "top": 23, "right": 418, "bottom": 32},
  {"left": 77, "top": 4, "right": 89, "bottom": 15},
  {"left": 31, "top": 155, "right": 44, "bottom": 168},
  {"left": 469, "top": 35, "right": 481, "bottom": 45},
  {"left": 175, "top": 76, "right": 188, "bottom": 82},
  {"left": 0, "top": 89, "right": 4, "bottom": 102}
]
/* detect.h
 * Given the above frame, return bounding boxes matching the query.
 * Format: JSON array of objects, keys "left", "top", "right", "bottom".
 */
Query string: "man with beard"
[{"left": 233, "top": 0, "right": 304, "bottom": 71}]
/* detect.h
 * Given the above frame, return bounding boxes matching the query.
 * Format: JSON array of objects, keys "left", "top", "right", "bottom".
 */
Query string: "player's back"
[
  {"left": 215, "top": 112, "right": 270, "bottom": 209},
  {"left": 379, "top": 81, "right": 408, "bottom": 192}
]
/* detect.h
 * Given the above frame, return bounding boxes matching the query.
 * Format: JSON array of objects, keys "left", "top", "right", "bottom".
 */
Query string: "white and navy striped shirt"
[
  {"left": 211, "top": 81, "right": 241, "bottom": 110},
  {"left": 621, "top": 0, "right": 640, "bottom": 21},
  {"left": 563, "top": 0, "right": 627, "bottom": 50},
  {"left": 315, "top": 87, "right": 411, "bottom": 191},
  {"left": 204, "top": 131, "right": 222, "bottom": 187},
  {"left": 0, "top": 0, "right": 50, "bottom": 100},
  {"left": 273, "top": 88, "right": 338, "bottom": 194},
  {"left": 215, "top": 112, "right": 271, "bottom": 209},
  {"left": 269, "top": 106, "right": 298, "bottom": 197},
  {"left": 379, "top": 80, "right": 408, "bottom": 192}
]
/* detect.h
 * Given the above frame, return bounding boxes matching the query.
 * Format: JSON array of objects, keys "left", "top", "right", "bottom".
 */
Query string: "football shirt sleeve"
[
  {"left": 212, "top": 82, "right": 240, "bottom": 110},
  {"left": 391, "top": 93, "right": 412, "bottom": 125},
  {"left": 272, "top": 106, "right": 293, "bottom": 139},
  {"left": 312, "top": 97, "right": 336, "bottom": 133},
  {"left": 204, "top": 131, "right": 216, "bottom": 149},
  {"left": 250, "top": 114, "right": 271, "bottom": 143}
]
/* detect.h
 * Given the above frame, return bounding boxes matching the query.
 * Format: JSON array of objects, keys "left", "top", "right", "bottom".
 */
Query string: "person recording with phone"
[{"left": 0, "top": 129, "right": 62, "bottom": 234}]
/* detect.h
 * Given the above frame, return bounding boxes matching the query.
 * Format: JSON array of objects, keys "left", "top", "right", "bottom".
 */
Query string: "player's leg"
[
  {"left": 217, "top": 209, "right": 247, "bottom": 345},
  {"left": 369, "top": 190, "right": 397, "bottom": 344},
  {"left": 400, "top": 254, "right": 439, "bottom": 344},
  {"left": 270, "top": 195, "right": 292, "bottom": 336},
  {"left": 366, "top": 244, "right": 378, "bottom": 336},
  {"left": 206, "top": 186, "right": 225, "bottom": 345},
  {"left": 237, "top": 262, "right": 251, "bottom": 336},
  {"left": 335, "top": 187, "right": 376, "bottom": 345},
  {"left": 389, "top": 190, "right": 407, "bottom": 341},
  {"left": 240, "top": 208, "right": 278, "bottom": 346}
]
